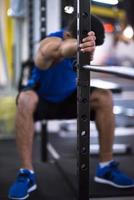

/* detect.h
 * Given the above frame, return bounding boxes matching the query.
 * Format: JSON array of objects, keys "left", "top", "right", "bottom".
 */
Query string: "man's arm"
[
  {"left": 34, "top": 31, "right": 96, "bottom": 70},
  {"left": 34, "top": 37, "right": 63, "bottom": 69}
]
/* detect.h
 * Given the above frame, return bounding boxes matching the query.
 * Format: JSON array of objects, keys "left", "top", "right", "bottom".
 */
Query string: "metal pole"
[
  {"left": 40, "top": 0, "right": 47, "bottom": 161},
  {"left": 84, "top": 65, "right": 134, "bottom": 79},
  {"left": 40, "top": 0, "right": 46, "bottom": 40},
  {"left": 14, "top": 19, "right": 23, "bottom": 86},
  {"left": 28, "top": 0, "right": 34, "bottom": 60},
  {"left": 0, "top": 22, "right": 9, "bottom": 85},
  {"left": 8, "top": 0, "right": 26, "bottom": 86},
  {"left": 77, "top": 0, "right": 91, "bottom": 200}
]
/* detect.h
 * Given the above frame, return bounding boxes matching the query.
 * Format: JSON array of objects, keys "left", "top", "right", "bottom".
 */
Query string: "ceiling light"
[
  {"left": 92, "top": 0, "right": 119, "bottom": 6},
  {"left": 123, "top": 25, "right": 134, "bottom": 39}
]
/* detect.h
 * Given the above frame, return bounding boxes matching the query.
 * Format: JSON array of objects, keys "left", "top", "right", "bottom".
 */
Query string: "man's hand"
[{"left": 79, "top": 31, "right": 96, "bottom": 60}]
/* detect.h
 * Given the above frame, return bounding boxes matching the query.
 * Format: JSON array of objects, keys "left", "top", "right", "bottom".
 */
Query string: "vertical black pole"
[
  {"left": 40, "top": 0, "right": 46, "bottom": 40},
  {"left": 77, "top": 0, "right": 91, "bottom": 200},
  {"left": 28, "top": 0, "right": 34, "bottom": 61},
  {"left": 40, "top": 0, "right": 47, "bottom": 162}
]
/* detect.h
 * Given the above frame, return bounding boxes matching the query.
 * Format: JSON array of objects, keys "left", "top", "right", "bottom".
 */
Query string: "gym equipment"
[
  {"left": 86, "top": 65, "right": 134, "bottom": 79},
  {"left": 76, "top": 0, "right": 91, "bottom": 199},
  {"left": 0, "top": 17, "right": 9, "bottom": 85},
  {"left": 8, "top": 0, "right": 26, "bottom": 86}
]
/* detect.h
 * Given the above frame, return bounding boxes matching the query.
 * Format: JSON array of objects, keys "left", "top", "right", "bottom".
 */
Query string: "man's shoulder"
[
  {"left": 48, "top": 30, "right": 64, "bottom": 38},
  {"left": 39, "top": 30, "right": 64, "bottom": 46}
]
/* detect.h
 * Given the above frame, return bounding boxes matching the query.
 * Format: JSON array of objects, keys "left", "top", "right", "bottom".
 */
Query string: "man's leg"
[
  {"left": 8, "top": 90, "right": 39, "bottom": 200},
  {"left": 91, "top": 88, "right": 134, "bottom": 188},
  {"left": 16, "top": 90, "right": 39, "bottom": 170},
  {"left": 90, "top": 89, "right": 114, "bottom": 162}
]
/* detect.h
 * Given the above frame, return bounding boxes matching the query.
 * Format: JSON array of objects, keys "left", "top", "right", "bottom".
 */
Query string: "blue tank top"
[{"left": 27, "top": 30, "right": 77, "bottom": 102}]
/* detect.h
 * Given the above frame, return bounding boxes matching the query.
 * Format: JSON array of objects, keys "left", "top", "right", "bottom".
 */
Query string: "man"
[{"left": 8, "top": 15, "right": 134, "bottom": 200}]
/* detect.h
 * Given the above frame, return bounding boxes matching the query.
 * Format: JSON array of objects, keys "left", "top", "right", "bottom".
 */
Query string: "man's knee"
[
  {"left": 100, "top": 89, "right": 113, "bottom": 109},
  {"left": 17, "top": 91, "right": 39, "bottom": 114},
  {"left": 92, "top": 89, "right": 113, "bottom": 108}
]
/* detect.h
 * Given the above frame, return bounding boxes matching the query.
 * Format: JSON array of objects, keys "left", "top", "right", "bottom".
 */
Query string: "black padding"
[
  {"left": 91, "top": 14, "right": 105, "bottom": 46},
  {"left": 67, "top": 14, "right": 105, "bottom": 46}
]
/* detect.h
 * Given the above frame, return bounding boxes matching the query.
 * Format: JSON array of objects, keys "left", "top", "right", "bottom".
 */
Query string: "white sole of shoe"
[
  {"left": 28, "top": 184, "right": 37, "bottom": 193},
  {"left": 94, "top": 177, "right": 134, "bottom": 188},
  {"left": 8, "top": 184, "right": 37, "bottom": 200}
]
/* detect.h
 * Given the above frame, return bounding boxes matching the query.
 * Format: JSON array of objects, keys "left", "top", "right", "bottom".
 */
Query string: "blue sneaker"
[
  {"left": 94, "top": 161, "right": 134, "bottom": 188},
  {"left": 8, "top": 169, "right": 37, "bottom": 199}
]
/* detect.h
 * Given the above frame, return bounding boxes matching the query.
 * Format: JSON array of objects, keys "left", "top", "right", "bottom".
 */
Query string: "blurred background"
[{"left": 1, "top": 0, "right": 134, "bottom": 199}]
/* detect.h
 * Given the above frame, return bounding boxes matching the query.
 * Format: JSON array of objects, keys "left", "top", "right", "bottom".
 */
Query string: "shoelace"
[
  {"left": 100, "top": 161, "right": 120, "bottom": 177},
  {"left": 108, "top": 161, "right": 121, "bottom": 173},
  {"left": 17, "top": 173, "right": 30, "bottom": 183}
]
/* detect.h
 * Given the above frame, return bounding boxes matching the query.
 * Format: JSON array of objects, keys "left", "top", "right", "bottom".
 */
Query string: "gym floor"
[{"left": 1, "top": 131, "right": 134, "bottom": 200}]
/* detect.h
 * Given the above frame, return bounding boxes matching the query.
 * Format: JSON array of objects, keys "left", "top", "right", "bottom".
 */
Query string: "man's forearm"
[
  {"left": 34, "top": 37, "right": 62, "bottom": 69},
  {"left": 35, "top": 31, "right": 95, "bottom": 70},
  {"left": 60, "top": 39, "right": 78, "bottom": 57},
  {"left": 35, "top": 38, "right": 78, "bottom": 69}
]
